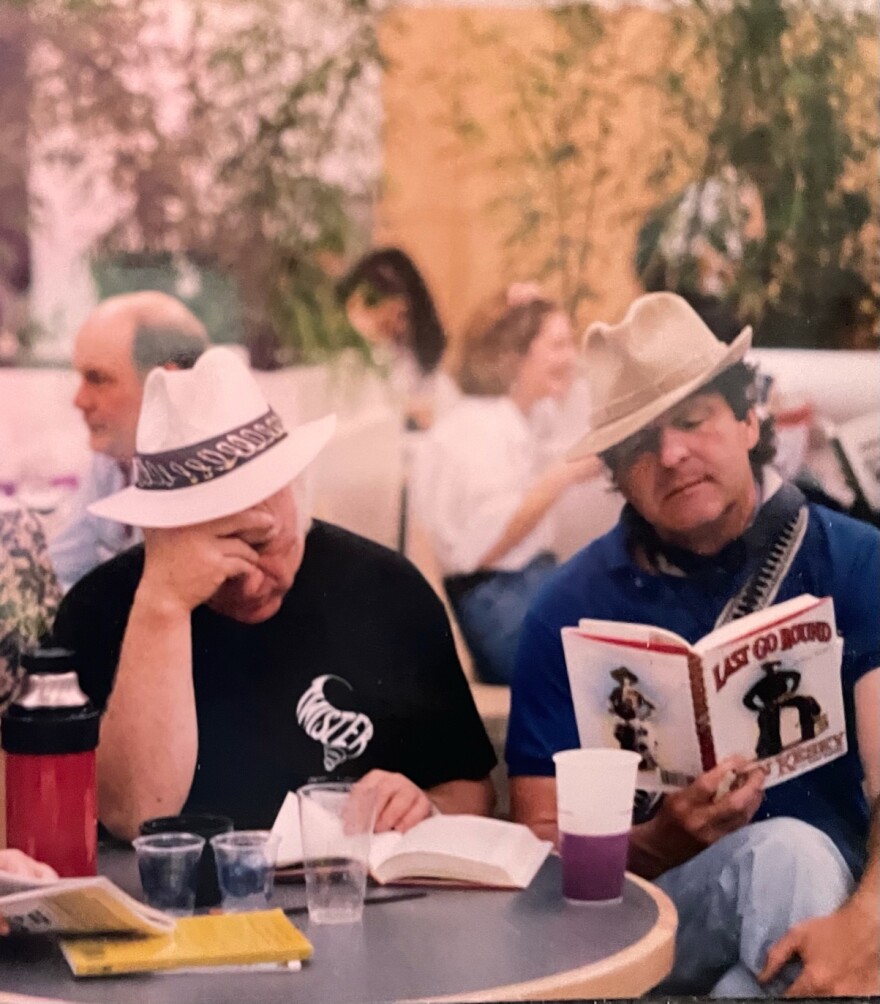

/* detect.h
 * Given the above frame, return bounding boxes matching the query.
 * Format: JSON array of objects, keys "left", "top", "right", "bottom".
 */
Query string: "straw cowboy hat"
[
  {"left": 89, "top": 347, "right": 336, "bottom": 528},
  {"left": 569, "top": 292, "right": 752, "bottom": 458}
]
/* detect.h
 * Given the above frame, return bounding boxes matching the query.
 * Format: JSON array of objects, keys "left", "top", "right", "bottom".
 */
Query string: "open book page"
[
  {"left": 563, "top": 627, "right": 705, "bottom": 790},
  {"left": 60, "top": 908, "right": 313, "bottom": 977},
  {"left": 577, "top": 617, "right": 689, "bottom": 649},
  {"left": 0, "top": 875, "right": 173, "bottom": 936},
  {"left": 367, "top": 815, "right": 551, "bottom": 888},
  {"left": 272, "top": 791, "right": 304, "bottom": 868},
  {"left": 696, "top": 595, "right": 846, "bottom": 784},
  {"left": 271, "top": 794, "right": 551, "bottom": 888}
]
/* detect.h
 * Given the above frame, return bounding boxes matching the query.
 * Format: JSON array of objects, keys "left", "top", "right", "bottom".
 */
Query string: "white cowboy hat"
[
  {"left": 89, "top": 346, "right": 336, "bottom": 528},
  {"left": 568, "top": 292, "right": 752, "bottom": 458}
]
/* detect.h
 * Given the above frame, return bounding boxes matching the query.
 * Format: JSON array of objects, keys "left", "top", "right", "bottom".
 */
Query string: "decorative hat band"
[{"left": 133, "top": 409, "right": 288, "bottom": 491}]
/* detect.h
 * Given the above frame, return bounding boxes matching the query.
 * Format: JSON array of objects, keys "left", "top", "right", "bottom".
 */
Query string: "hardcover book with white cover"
[{"left": 562, "top": 594, "right": 846, "bottom": 790}]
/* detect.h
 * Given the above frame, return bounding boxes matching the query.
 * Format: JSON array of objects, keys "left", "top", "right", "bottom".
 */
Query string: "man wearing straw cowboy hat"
[
  {"left": 506, "top": 292, "right": 879, "bottom": 996},
  {"left": 53, "top": 347, "right": 496, "bottom": 842}
]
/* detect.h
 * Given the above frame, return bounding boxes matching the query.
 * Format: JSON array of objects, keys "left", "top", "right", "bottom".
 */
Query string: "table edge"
[{"left": 414, "top": 872, "right": 678, "bottom": 1002}]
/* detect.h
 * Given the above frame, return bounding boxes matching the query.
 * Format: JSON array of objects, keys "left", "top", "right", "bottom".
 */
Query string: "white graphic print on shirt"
[{"left": 296, "top": 674, "right": 375, "bottom": 771}]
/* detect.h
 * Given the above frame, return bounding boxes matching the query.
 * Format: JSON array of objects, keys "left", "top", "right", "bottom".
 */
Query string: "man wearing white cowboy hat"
[
  {"left": 53, "top": 347, "right": 496, "bottom": 842},
  {"left": 506, "top": 292, "right": 879, "bottom": 997}
]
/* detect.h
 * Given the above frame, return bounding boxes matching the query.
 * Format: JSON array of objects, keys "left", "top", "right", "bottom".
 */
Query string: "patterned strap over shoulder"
[{"left": 715, "top": 481, "right": 809, "bottom": 627}]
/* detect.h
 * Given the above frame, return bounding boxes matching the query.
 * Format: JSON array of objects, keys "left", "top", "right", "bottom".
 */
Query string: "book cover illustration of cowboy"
[{"left": 561, "top": 594, "right": 846, "bottom": 791}]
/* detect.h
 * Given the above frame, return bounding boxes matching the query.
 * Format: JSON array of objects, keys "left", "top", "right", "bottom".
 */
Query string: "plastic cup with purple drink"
[{"left": 553, "top": 748, "right": 640, "bottom": 904}]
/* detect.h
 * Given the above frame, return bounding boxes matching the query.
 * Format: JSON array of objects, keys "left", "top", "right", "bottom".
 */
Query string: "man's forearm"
[
  {"left": 97, "top": 590, "right": 198, "bottom": 840},
  {"left": 478, "top": 479, "right": 563, "bottom": 568},
  {"left": 627, "top": 814, "right": 704, "bottom": 879},
  {"left": 849, "top": 796, "right": 880, "bottom": 916}
]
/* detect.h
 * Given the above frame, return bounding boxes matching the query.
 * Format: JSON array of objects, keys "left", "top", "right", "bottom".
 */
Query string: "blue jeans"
[
  {"left": 654, "top": 817, "right": 854, "bottom": 997},
  {"left": 452, "top": 554, "right": 557, "bottom": 686}
]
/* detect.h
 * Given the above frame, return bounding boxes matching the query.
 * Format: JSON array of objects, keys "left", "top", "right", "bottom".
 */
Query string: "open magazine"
[
  {"left": 0, "top": 871, "right": 173, "bottom": 936},
  {"left": 272, "top": 796, "right": 551, "bottom": 889},
  {"left": 562, "top": 593, "right": 846, "bottom": 791}
]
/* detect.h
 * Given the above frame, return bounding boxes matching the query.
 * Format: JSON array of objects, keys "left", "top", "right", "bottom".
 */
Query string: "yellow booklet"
[{"left": 60, "top": 908, "right": 313, "bottom": 977}]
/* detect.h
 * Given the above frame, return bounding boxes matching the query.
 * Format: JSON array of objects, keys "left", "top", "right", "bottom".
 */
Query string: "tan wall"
[
  {"left": 376, "top": 6, "right": 878, "bottom": 349},
  {"left": 376, "top": 6, "right": 692, "bottom": 343}
]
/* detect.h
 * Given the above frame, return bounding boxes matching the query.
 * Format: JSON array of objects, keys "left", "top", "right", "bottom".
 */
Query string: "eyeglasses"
[{"left": 602, "top": 401, "right": 716, "bottom": 472}]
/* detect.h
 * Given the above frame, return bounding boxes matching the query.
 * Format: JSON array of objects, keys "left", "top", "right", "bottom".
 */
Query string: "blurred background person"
[
  {"left": 338, "top": 247, "right": 458, "bottom": 430},
  {"left": 48, "top": 292, "right": 208, "bottom": 592},
  {"left": 412, "top": 287, "right": 601, "bottom": 686}
]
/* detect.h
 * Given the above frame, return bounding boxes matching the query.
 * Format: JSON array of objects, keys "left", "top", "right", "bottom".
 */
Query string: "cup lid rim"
[{"left": 132, "top": 831, "right": 206, "bottom": 849}]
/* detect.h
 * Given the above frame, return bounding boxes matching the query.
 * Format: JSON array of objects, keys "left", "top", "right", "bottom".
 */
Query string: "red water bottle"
[{"left": 2, "top": 648, "right": 100, "bottom": 877}]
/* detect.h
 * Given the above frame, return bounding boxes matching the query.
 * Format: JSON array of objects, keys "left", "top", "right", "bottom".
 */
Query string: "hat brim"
[
  {"left": 88, "top": 414, "right": 337, "bottom": 529},
  {"left": 568, "top": 324, "right": 753, "bottom": 459}
]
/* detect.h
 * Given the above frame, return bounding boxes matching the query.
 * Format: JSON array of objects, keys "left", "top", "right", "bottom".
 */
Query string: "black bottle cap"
[{"left": 20, "top": 648, "right": 78, "bottom": 674}]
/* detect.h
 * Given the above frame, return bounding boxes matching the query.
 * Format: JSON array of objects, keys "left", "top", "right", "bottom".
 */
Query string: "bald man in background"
[{"left": 49, "top": 292, "right": 209, "bottom": 591}]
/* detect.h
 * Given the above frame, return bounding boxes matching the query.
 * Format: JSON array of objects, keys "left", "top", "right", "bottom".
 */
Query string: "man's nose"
[
  {"left": 73, "top": 381, "right": 90, "bottom": 412},
  {"left": 656, "top": 425, "right": 691, "bottom": 467}
]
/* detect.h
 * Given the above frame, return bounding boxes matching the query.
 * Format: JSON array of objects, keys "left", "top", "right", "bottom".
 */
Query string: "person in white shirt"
[
  {"left": 49, "top": 292, "right": 208, "bottom": 591},
  {"left": 413, "top": 287, "right": 600, "bottom": 685}
]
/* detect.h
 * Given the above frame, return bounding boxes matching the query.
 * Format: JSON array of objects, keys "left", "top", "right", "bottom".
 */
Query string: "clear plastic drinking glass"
[
  {"left": 132, "top": 832, "right": 206, "bottom": 916},
  {"left": 298, "top": 781, "right": 379, "bottom": 924},
  {"left": 210, "top": 830, "right": 280, "bottom": 912}
]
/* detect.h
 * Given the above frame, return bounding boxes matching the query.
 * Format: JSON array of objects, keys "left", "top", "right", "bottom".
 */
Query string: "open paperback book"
[
  {"left": 562, "top": 593, "right": 846, "bottom": 791},
  {"left": 272, "top": 797, "right": 552, "bottom": 889},
  {"left": 60, "top": 909, "right": 313, "bottom": 977},
  {"left": 0, "top": 872, "right": 173, "bottom": 936}
]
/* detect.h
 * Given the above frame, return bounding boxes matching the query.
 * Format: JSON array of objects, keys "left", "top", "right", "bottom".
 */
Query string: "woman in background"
[
  {"left": 413, "top": 287, "right": 601, "bottom": 685},
  {"left": 338, "top": 247, "right": 458, "bottom": 430}
]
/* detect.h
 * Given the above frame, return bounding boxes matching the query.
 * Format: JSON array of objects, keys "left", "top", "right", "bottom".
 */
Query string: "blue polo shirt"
[{"left": 506, "top": 502, "right": 880, "bottom": 878}]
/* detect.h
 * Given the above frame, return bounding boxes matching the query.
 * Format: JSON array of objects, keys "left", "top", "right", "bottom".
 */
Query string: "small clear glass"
[
  {"left": 132, "top": 832, "right": 205, "bottom": 916},
  {"left": 210, "top": 830, "right": 280, "bottom": 912}
]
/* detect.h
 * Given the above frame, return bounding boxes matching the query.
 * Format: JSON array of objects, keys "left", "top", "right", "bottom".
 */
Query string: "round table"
[{"left": 0, "top": 848, "right": 676, "bottom": 1002}]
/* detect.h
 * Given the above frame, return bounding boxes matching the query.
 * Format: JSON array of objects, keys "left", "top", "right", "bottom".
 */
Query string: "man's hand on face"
[
  {"left": 138, "top": 509, "right": 276, "bottom": 616},
  {"left": 354, "top": 770, "right": 435, "bottom": 834},
  {"left": 655, "top": 755, "right": 765, "bottom": 862}
]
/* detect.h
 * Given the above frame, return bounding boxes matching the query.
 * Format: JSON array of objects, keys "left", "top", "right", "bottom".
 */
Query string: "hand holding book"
[{"left": 629, "top": 755, "right": 767, "bottom": 878}]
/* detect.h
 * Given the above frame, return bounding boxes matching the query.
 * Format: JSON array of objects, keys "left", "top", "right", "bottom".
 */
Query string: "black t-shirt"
[{"left": 53, "top": 521, "right": 497, "bottom": 827}]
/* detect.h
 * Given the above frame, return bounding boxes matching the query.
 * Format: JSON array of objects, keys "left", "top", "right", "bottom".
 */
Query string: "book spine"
[{"left": 687, "top": 652, "right": 717, "bottom": 771}]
